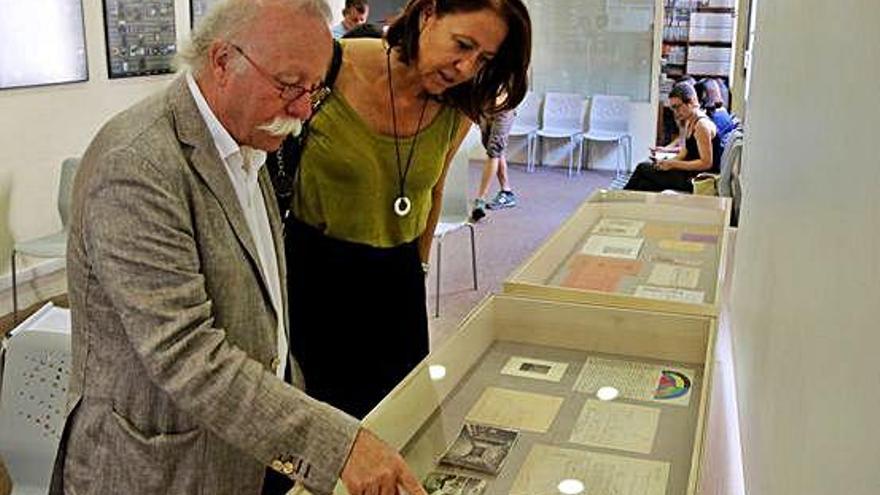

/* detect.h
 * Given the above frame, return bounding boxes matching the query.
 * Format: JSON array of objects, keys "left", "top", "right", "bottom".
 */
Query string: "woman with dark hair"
[
  {"left": 694, "top": 77, "right": 739, "bottom": 147},
  {"left": 287, "top": 0, "right": 532, "bottom": 418},
  {"left": 625, "top": 81, "right": 720, "bottom": 192}
]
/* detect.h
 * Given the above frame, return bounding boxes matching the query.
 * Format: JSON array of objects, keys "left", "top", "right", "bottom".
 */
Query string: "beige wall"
[{"left": 730, "top": 1, "right": 880, "bottom": 494}]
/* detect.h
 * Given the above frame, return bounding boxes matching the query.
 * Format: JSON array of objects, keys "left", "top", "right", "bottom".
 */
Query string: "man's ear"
[{"left": 208, "top": 41, "right": 232, "bottom": 85}]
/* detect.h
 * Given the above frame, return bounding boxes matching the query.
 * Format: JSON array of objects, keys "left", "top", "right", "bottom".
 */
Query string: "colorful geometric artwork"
[{"left": 654, "top": 370, "right": 691, "bottom": 400}]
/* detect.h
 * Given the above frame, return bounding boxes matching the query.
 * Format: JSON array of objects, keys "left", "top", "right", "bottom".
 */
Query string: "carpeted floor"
[{"left": 426, "top": 161, "right": 614, "bottom": 347}]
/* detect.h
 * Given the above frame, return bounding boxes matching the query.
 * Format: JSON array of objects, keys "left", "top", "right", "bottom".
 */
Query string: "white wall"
[{"left": 730, "top": 1, "right": 880, "bottom": 494}]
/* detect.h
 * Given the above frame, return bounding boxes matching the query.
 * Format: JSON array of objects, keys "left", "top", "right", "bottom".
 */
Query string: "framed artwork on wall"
[
  {"left": 0, "top": 0, "right": 89, "bottom": 90},
  {"left": 102, "top": 0, "right": 177, "bottom": 79},
  {"left": 190, "top": 0, "right": 223, "bottom": 29}
]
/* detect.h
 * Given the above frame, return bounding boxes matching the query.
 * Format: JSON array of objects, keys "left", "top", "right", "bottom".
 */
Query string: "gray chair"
[
  {"left": 581, "top": 94, "right": 633, "bottom": 177},
  {"left": 0, "top": 304, "right": 71, "bottom": 495},
  {"left": 431, "top": 126, "right": 480, "bottom": 318},
  {"left": 507, "top": 91, "right": 541, "bottom": 172},
  {"left": 11, "top": 157, "right": 78, "bottom": 324}
]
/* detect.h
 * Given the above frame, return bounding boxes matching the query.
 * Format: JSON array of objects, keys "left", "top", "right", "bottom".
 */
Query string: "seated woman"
[
  {"left": 624, "top": 82, "right": 720, "bottom": 193},
  {"left": 695, "top": 78, "right": 739, "bottom": 147}
]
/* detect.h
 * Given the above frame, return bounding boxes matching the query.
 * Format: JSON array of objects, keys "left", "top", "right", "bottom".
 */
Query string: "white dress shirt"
[{"left": 186, "top": 73, "right": 287, "bottom": 379}]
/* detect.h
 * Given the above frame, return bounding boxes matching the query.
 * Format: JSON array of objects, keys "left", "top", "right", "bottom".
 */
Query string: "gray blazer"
[{"left": 50, "top": 76, "right": 360, "bottom": 495}]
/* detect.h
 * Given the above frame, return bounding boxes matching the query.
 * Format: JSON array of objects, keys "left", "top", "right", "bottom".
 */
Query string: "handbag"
[
  {"left": 267, "top": 40, "right": 343, "bottom": 223},
  {"left": 691, "top": 173, "right": 718, "bottom": 196}
]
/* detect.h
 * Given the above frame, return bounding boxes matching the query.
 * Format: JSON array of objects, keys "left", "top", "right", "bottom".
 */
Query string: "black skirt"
[{"left": 286, "top": 218, "right": 429, "bottom": 419}]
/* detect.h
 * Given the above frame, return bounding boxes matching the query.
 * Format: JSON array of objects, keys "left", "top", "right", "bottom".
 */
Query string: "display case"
[
  {"left": 330, "top": 294, "right": 716, "bottom": 495},
  {"left": 504, "top": 190, "right": 732, "bottom": 318}
]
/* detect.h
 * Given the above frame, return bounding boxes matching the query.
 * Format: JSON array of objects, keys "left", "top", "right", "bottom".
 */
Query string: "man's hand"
[{"left": 340, "top": 428, "right": 427, "bottom": 495}]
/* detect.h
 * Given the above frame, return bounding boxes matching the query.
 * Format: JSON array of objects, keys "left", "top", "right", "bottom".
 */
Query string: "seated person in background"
[
  {"left": 331, "top": 0, "right": 369, "bottom": 38},
  {"left": 695, "top": 78, "right": 740, "bottom": 147},
  {"left": 654, "top": 76, "right": 696, "bottom": 154},
  {"left": 341, "top": 21, "right": 384, "bottom": 39},
  {"left": 624, "top": 82, "right": 720, "bottom": 193}
]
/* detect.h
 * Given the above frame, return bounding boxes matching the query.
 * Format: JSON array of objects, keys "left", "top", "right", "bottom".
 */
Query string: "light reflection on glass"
[
  {"left": 558, "top": 478, "right": 585, "bottom": 494},
  {"left": 428, "top": 364, "right": 447, "bottom": 381},
  {"left": 596, "top": 386, "right": 619, "bottom": 401}
]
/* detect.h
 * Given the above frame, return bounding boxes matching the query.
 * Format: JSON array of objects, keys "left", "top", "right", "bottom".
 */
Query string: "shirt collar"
[{"left": 185, "top": 72, "right": 267, "bottom": 173}]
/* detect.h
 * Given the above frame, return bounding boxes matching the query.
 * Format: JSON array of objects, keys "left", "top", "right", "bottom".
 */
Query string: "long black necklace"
[{"left": 387, "top": 48, "right": 430, "bottom": 217}]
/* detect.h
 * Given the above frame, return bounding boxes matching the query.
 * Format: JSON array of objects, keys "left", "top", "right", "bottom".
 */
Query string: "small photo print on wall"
[{"left": 103, "top": 0, "right": 177, "bottom": 78}]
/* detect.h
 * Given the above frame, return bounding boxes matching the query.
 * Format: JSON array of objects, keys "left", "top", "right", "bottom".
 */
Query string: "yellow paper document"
[{"left": 466, "top": 387, "right": 563, "bottom": 433}]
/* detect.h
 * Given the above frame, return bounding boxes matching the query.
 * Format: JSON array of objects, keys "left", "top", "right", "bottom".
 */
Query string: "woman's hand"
[{"left": 655, "top": 159, "right": 676, "bottom": 171}]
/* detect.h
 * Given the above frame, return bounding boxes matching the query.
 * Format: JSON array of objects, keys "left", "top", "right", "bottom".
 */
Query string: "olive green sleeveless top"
[{"left": 292, "top": 86, "right": 462, "bottom": 247}]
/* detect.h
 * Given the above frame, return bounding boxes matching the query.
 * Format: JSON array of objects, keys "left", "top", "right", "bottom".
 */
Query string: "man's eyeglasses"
[{"left": 230, "top": 44, "right": 328, "bottom": 107}]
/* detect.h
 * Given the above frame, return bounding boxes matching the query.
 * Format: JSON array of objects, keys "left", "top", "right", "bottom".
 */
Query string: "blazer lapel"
[
  {"left": 259, "top": 168, "right": 288, "bottom": 324},
  {"left": 167, "top": 76, "right": 271, "bottom": 301}
]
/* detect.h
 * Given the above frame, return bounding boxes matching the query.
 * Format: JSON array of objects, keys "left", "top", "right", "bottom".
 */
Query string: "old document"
[
  {"left": 592, "top": 218, "right": 646, "bottom": 237},
  {"left": 658, "top": 239, "right": 705, "bottom": 253},
  {"left": 581, "top": 235, "right": 644, "bottom": 260},
  {"left": 569, "top": 399, "right": 660, "bottom": 454},
  {"left": 466, "top": 387, "right": 564, "bottom": 432},
  {"left": 573, "top": 356, "right": 695, "bottom": 407},
  {"left": 561, "top": 255, "right": 642, "bottom": 292},
  {"left": 647, "top": 263, "right": 701, "bottom": 289},
  {"left": 510, "top": 444, "right": 670, "bottom": 495},
  {"left": 501, "top": 356, "right": 569, "bottom": 382},
  {"left": 634, "top": 284, "right": 705, "bottom": 304}
]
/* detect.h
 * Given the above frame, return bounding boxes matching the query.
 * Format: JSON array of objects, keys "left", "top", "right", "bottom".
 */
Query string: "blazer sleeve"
[{"left": 80, "top": 147, "right": 359, "bottom": 495}]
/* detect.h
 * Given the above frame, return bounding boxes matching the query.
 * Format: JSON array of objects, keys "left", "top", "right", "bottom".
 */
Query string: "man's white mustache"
[{"left": 258, "top": 117, "right": 303, "bottom": 137}]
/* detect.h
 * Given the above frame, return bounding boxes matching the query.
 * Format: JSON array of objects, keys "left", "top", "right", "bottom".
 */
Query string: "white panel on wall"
[
  {"left": 0, "top": 0, "right": 88, "bottom": 89},
  {"left": 526, "top": 0, "right": 655, "bottom": 102}
]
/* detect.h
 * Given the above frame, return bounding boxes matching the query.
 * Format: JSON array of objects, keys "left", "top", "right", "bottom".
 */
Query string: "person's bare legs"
[
  {"left": 496, "top": 155, "right": 511, "bottom": 192},
  {"left": 477, "top": 156, "right": 501, "bottom": 200}
]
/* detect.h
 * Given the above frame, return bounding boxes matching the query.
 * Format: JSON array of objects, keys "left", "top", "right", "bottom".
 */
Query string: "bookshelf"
[{"left": 658, "top": 0, "right": 736, "bottom": 144}]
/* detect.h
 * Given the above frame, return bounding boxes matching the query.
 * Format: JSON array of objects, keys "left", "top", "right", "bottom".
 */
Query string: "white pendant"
[{"left": 393, "top": 196, "right": 412, "bottom": 217}]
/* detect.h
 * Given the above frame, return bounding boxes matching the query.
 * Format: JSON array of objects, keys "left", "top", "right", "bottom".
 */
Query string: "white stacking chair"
[
  {"left": 581, "top": 95, "right": 633, "bottom": 177},
  {"left": 536, "top": 92, "right": 587, "bottom": 176},
  {"left": 11, "top": 157, "right": 79, "bottom": 325},
  {"left": 431, "top": 126, "right": 481, "bottom": 318},
  {"left": 0, "top": 304, "right": 72, "bottom": 495},
  {"left": 507, "top": 91, "right": 541, "bottom": 172}
]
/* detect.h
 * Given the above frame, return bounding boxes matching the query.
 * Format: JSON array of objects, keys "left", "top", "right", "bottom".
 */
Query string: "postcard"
[
  {"left": 647, "top": 263, "right": 701, "bottom": 289},
  {"left": 634, "top": 285, "right": 705, "bottom": 304},
  {"left": 680, "top": 232, "right": 718, "bottom": 244},
  {"left": 592, "top": 218, "right": 646, "bottom": 237},
  {"left": 581, "top": 235, "right": 644, "bottom": 260},
  {"left": 422, "top": 471, "right": 487, "bottom": 495},
  {"left": 501, "top": 356, "right": 569, "bottom": 382},
  {"left": 466, "top": 387, "right": 564, "bottom": 432},
  {"left": 439, "top": 422, "right": 519, "bottom": 475}
]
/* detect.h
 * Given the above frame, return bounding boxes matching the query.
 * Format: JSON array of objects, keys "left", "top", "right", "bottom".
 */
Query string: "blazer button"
[
  {"left": 271, "top": 460, "right": 285, "bottom": 473},
  {"left": 270, "top": 357, "right": 281, "bottom": 371},
  {"left": 282, "top": 461, "right": 295, "bottom": 475}
]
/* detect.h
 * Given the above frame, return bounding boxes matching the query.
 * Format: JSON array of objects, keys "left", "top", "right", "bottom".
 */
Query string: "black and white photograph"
[
  {"left": 422, "top": 471, "right": 487, "bottom": 495},
  {"left": 439, "top": 423, "right": 518, "bottom": 475}
]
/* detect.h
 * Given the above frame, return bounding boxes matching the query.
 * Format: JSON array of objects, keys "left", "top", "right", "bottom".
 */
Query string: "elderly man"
[
  {"left": 48, "top": 1, "right": 426, "bottom": 495},
  {"left": 331, "top": 0, "right": 369, "bottom": 38}
]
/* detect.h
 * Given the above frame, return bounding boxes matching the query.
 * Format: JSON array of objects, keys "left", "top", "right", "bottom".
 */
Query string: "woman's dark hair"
[
  {"left": 669, "top": 81, "right": 698, "bottom": 105},
  {"left": 694, "top": 78, "right": 724, "bottom": 114},
  {"left": 385, "top": 0, "right": 532, "bottom": 120}
]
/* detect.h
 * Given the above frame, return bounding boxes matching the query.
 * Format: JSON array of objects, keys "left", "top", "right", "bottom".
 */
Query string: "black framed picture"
[
  {"left": 102, "top": 0, "right": 177, "bottom": 79},
  {"left": 190, "top": 0, "right": 223, "bottom": 29},
  {"left": 0, "top": 0, "right": 89, "bottom": 90}
]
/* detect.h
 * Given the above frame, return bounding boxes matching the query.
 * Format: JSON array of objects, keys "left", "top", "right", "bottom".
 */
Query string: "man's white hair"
[{"left": 176, "top": 0, "right": 332, "bottom": 74}]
